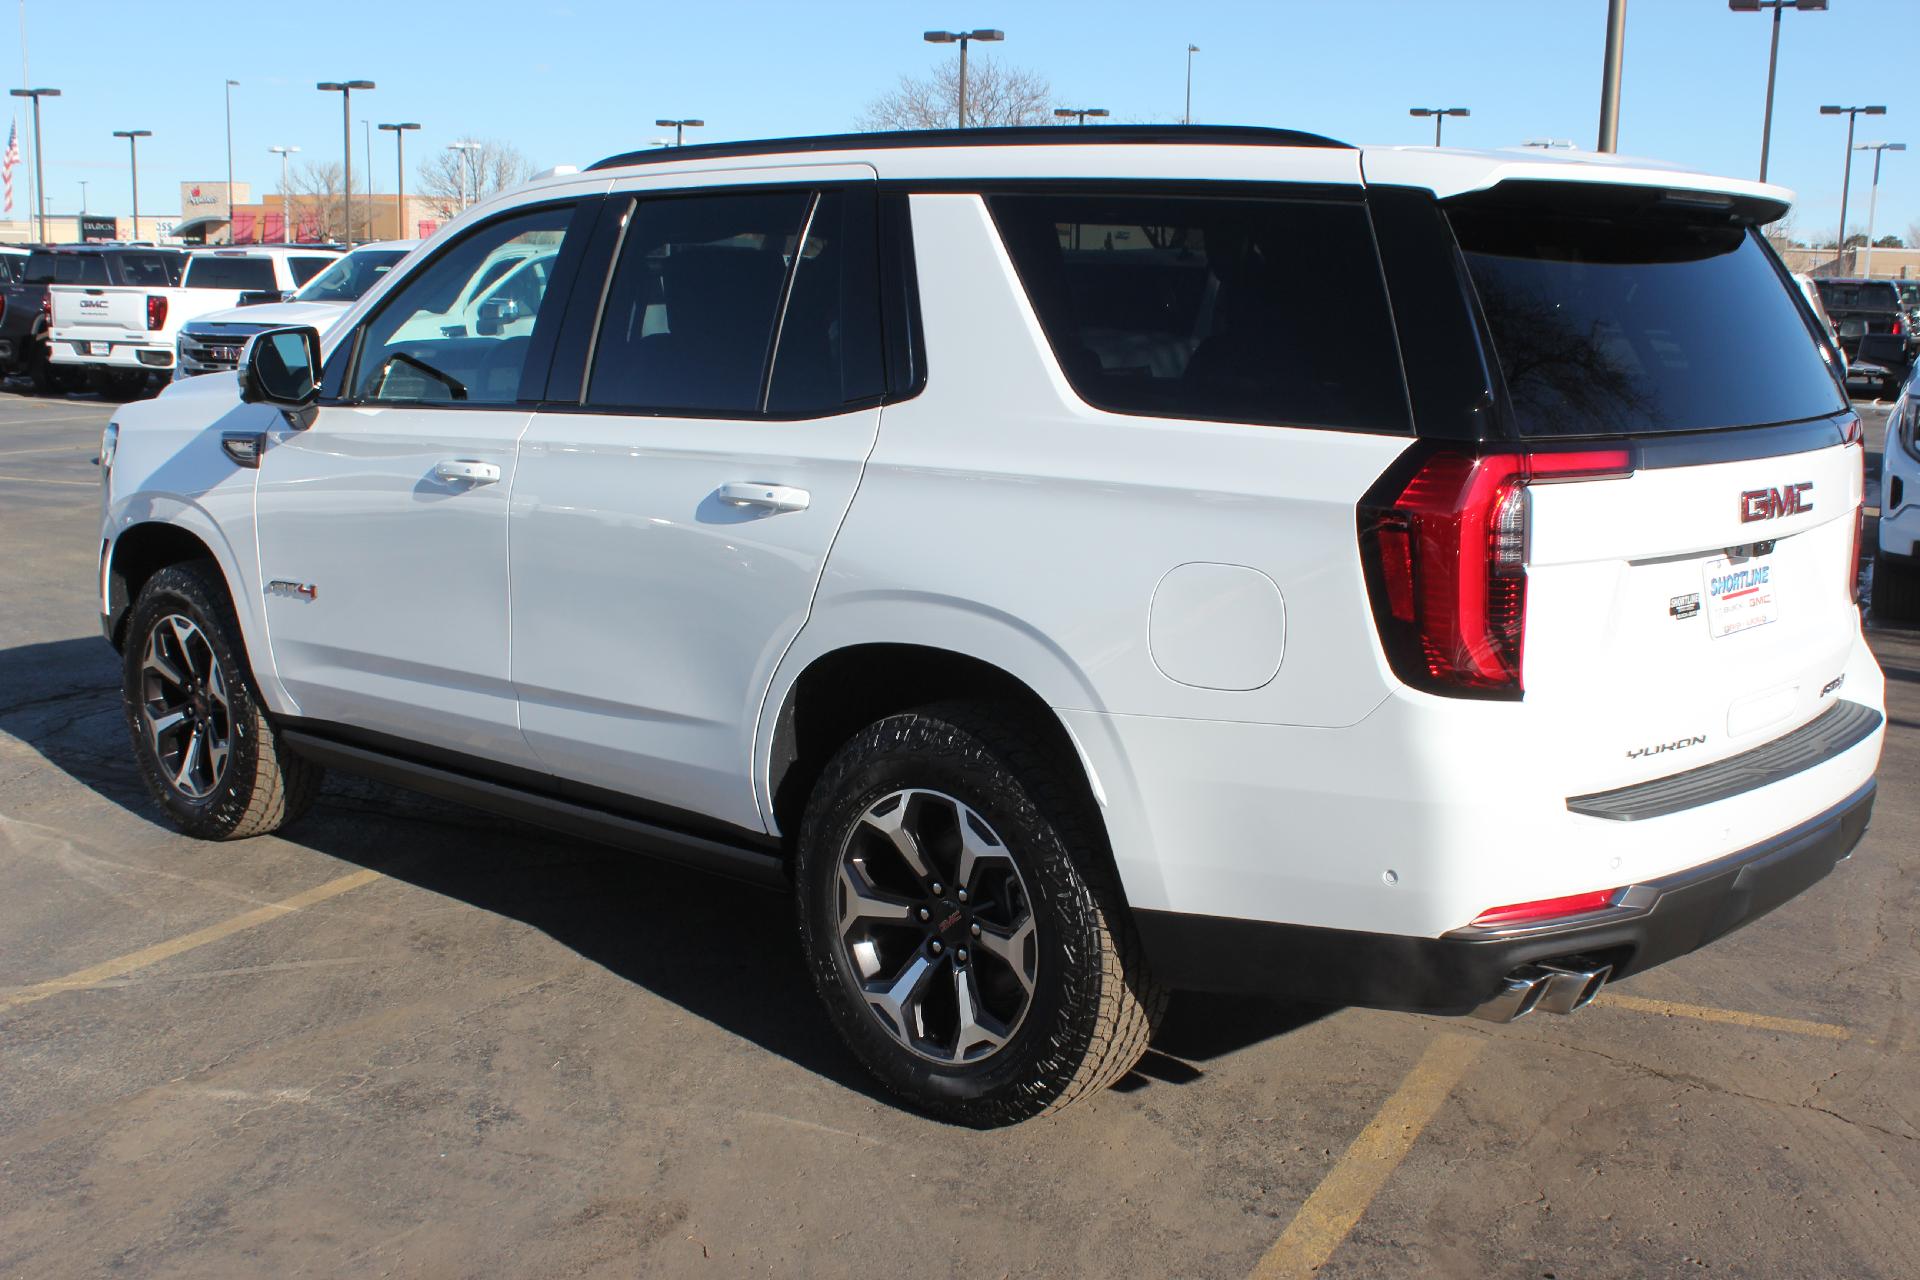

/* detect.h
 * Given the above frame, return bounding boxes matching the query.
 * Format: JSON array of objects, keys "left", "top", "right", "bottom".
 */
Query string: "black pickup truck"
[
  {"left": 1812, "top": 276, "right": 1913, "bottom": 396},
  {"left": 0, "top": 245, "right": 184, "bottom": 394}
]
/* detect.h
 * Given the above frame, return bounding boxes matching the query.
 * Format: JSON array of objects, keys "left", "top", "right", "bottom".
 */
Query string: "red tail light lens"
[
  {"left": 1360, "top": 448, "right": 1631, "bottom": 698},
  {"left": 1894, "top": 317, "right": 1905, "bottom": 337},
  {"left": 1470, "top": 889, "right": 1620, "bottom": 928},
  {"left": 39, "top": 291, "right": 51, "bottom": 318},
  {"left": 1846, "top": 441, "right": 1865, "bottom": 604},
  {"left": 146, "top": 295, "right": 168, "bottom": 332}
]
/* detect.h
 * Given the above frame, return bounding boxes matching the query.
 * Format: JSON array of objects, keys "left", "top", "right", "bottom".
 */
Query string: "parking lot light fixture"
[
  {"left": 1822, "top": 104, "right": 1888, "bottom": 273},
  {"left": 1729, "top": 0, "right": 1827, "bottom": 183},
  {"left": 1053, "top": 107, "right": 1109, "bottom": 127},
  {"left": 111, "top": 129, "right": 152, "bottom": 240},
  {"left": 1854, "top": 141, "right": 1906, "bottom": 277},
  {"left": 1185, "top": 44, "right": 1199, "bottom": 125},
  {"left": 447, "top": 140, "right": 484, "bottom": 209},
  {"left": 379, "top": 123, "right": 420, "bottom": 239},
  {"left": 270, "top": 144, "right": 300, "bottom": 241},
  {"left": 1408, "top": 106, "right": 1470, "bottom": 147},
  {"left": 225, "top": 80, "right": 240, "bottom": 243},
  {"left": 10, "top": 88, "right": 60, "bottom": 244},
  {"left": 924, "top": 29, "right": 1003, "bottom": 128},
  {"left": 655, "top": 119, "right": 704, "bottom": 148},
  {"left": 318, "top": 80, "right": 375, "bottom": 243}
]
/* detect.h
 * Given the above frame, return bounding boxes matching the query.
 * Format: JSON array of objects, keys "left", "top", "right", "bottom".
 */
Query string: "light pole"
[
  {"left": 270, "top": 144, "right": 299, "bottom": 242},
  {"left": 1854, "top": 141, "right": 1906, "bottom": 277},
  {"left": 112, "top": 129, "right": 151, "bottom": 241},
  {"left": 78, "top": 179, "right": 87, "bottom": 216},
  {"left": 1728, "top": 1, "right": 1827, "bottom": 182},
  {"left": 1054, "top": 107, "right": 1109, "bottom": 127},
  {"left": 380, "top": 123, "right": 419, "bottom": 241},
  {"left": 224, "top": 79, "right": 239, "bottom": 243},
  {"left": 1408, "top": 107, "right": 1470, "bottom": 147},
  {"left": 1821, "top": 104, "right": 1886, "bottom": 272},
  {"left": 654, "top": 118, "right": 704, "bottom": 147},
  {"left": 448, "top": 141, "right": 483, "bottom": 210},
  {"left": 923, "top": 29, "right": 1003, "bottom": 128},
  {"left": 317, "top": 80, "right": 375, "bottom": 244},
  {"left": 1596, "top": 0, "right": 1627, "bottom": 152},
  {"left": 1185, "top": 44, "right": 1199, "bottom": 125},
  {"left": 9, "top": 88, "right": 59, "bottom": 244}
]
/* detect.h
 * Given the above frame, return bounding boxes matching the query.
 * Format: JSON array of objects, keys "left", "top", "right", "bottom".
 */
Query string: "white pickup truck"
[{"left": 49, "top": 245, "right": 340, "bottom": 393}]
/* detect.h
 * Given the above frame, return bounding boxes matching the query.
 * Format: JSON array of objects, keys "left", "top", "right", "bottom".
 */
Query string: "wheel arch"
[{"left": 106, "top": 521, "right": 223, "bottom": 651}]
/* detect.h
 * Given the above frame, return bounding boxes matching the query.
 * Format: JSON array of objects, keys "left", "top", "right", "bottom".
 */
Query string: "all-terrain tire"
[
  {"left": 121, "top": 561, "right": 322, "bottom": 839},
  {"left": 1874, "top": 550, "right": 1920, "bottom": 622},
  {"left": 795, "top": 702, "right": 1164, "bottom": 1126}
]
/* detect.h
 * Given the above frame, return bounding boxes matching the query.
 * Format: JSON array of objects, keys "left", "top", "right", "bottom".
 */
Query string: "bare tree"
[
  {"left": 416, "top": 138, "right": 536, "bottom": 221},
  {"left": 857, "top": 55, "right": 1054, "bottom": 131},
  {"left": 286, "top": 160, "right": 345, "bottom": 242},
  {"left": 1907, "top": 218, "right": 1920, "bottom": 252}
]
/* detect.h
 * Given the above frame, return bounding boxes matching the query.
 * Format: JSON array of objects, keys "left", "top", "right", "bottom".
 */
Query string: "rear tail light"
[
  {"left": 1847, "top": 441, "right": 1865, "bottom": 604},
  {"left": 1469, "top": 889, "right": 1620, "bottom": 928},
  {"left": 146, "top": 295, "right": 168, "bottom": 332},
  {"left": 1894, "top": 317, "right": 1905, "bottom": 337},
  {"left": 1359, "top": 448, "right": 1631, "bottom": 698},
  {"left": 39, "top": 291, "right": 51, "bottom": 319}
]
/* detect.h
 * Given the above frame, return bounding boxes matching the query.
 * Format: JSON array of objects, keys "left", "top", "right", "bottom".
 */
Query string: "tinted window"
[
  {"left": 586, "top": 191, "right": 811, "bottom": 413},
  {"left": 291, "top": 256, "right": 338, "bottom": 285},
  {"left": 1815, "top": 280, "right": 1900, "bottom": 311},
  {"left": 1455, "top": 210, "right": 1847, "bottom": 437},
  {"left": 989, "top": 192, "right": 1410, "bottom": 432},
  {"left": 34, "top": 254, "right": 109, "bottom": 285},
  {"left": 352, "top": 204, "right": 572, "bottom": 405},
  {"left": 110, "top": 253, "right": 181, "bottom": 286},
  {"left": 766, "top": 191, "right": 885, "bottom": 414},
  {"left": 297, "top": 248, "right": 409, "bottom": 303},
  {"left": 186, "top": 257, "right": 279, "bottom": 290}
]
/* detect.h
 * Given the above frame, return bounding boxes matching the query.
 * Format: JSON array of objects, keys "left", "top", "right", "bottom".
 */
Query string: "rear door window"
[
  {"left": 1453, "top": 205, "right": 1847, "bottom": 437},
  {"left": 987, "top": 191, "right": 1410, "bottom": 432}
]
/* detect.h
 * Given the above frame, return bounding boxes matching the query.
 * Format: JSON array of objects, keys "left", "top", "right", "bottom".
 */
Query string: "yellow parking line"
[
  {"left": 1250, "top": 1034, "right": 1482, "bottom": 1280},
  {"left": 0, "top": 868, "right": 382, "bottom": 1012},
  {"left": 1592, "top": 992, "right": 1850, "bottom": 1040}
]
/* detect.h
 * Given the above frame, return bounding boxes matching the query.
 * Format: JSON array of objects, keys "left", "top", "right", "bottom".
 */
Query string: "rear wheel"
[
  {"left": 25, "top": 342, "right": 74, "bottom": 396},
  {"left": 121, "top": 562, "right": 321, "bottom": 839},
  {"left": 1874, "top": 550, "right": 1920, "bottom": 622},
  {"left": 795, "top": 704, "right": 1162, "bottom": 1126}
]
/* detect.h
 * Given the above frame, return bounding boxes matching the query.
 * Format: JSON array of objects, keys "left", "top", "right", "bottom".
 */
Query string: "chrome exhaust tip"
[{"left": 1469, "top": 960, "right": 1612, "bottom": 1023}]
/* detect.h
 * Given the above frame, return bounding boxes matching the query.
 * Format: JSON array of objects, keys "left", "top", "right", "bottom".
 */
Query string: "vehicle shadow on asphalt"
[{"left": 0, "top": 633, "right": 1345, "bottom": 1109}]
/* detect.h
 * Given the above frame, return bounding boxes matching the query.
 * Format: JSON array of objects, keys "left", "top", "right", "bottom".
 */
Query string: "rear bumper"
[
  {"left": 1134, "top": 779, "right": 1876, "bottom": 1014},
  {"left": 49, "top": 334, "right": 172, "bottom": 371}
]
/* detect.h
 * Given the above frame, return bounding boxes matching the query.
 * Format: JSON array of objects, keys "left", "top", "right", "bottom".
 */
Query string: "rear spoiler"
[{"left": 1441, "top": 178, "right": 1789, "bottom": 228}]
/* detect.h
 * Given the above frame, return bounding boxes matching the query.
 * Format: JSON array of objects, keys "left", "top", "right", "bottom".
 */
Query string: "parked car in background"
[
  {"left": 1793, "top": 271, "right": 1848, "bottom": 382},
  {"left": 1877, "top": 364, "right": 1920, "bottom": 620},
  {"left": 0, "top": 244, "right": 186, "bottom": 394},
  {"left": 0, "top": 245, "right": 29, "bottom": 283},
  {"left": 175, "top": 241, "right": 419, "bottom": 380},
  {"left": 48, "top": 245, "right": 341, "bottom": 395},
  {"left": 1813, "top": 276, "right": 1910, "bottom": 396}
]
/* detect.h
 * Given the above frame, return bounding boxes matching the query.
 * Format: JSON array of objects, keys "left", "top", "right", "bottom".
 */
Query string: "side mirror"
[
  {"left": 239, "top": 326, "right": 322, "bottom": 410},
  {"left": 474, "top": 296, "right": 513, "bottom": 337}
]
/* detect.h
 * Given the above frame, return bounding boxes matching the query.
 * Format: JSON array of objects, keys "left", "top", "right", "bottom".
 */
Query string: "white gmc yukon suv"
[{"left": 96, "top": 127, "right": 1886, "bottom": 1125}]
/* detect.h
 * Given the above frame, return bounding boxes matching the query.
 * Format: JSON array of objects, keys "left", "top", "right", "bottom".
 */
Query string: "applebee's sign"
[{"left": 187, "top": 185, "right": 220, "bottom": 206}]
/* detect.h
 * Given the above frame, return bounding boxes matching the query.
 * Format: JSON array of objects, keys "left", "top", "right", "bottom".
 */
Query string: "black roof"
[{"left": 588, "top": 124, "right": 1350, "bottom": 173}]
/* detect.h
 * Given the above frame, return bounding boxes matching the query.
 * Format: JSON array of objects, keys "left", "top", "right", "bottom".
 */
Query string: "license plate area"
[
  {"left": 84, "top": 341, "right": 108, "bottom": 356},
  {"left": 1703, "top": 551, "right": 1779, "bottom": 639}
]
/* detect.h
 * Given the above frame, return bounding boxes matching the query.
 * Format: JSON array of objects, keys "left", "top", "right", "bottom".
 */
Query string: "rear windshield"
[
  {"left": 185, "top": 256, "right": 279, "bottom": 291},
  {"left": 988, "top": 191, "right": 1410, "bottom": 432},
  {"left": 1453, "top": 209, "right": 1845, "bottom": 437},
  {"left": 1815, "top": 280, "right": 1900, "bottom": 311},
  {"left": 110, "top": 253, "right": 182, "bottom": 286},
  {"left": 26, "top": 253, "right": 108, "bottom": 285}
]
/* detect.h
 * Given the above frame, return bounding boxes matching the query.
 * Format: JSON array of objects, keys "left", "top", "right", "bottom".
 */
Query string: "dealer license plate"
[
  {"left": 85, "top": 342, "right": 108, "bottom": 356},
  {"left": 1703, "top": 553, "right": 1779, "bottom": 639}
]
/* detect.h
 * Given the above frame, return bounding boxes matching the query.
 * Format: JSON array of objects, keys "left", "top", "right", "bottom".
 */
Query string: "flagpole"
[{"left": 17, "top": 0, "right": 28, "bottom": 236}]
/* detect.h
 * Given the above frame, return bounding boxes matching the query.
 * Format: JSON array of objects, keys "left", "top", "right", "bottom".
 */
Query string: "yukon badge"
[
  {"left": 266, "top": 580, "right": 317, "bottom": 602},
  {"left": 1627, "top": 735, "right": 1706, "bottom": 760},
  {"left": 1739, "top": 482, "right": 1813, "bottom": 523}
]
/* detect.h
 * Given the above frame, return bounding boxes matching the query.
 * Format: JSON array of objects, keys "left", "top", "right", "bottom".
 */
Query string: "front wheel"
[
  {"left": 795, "top": 705, "right": 1162, "bottom": 1126},
  {"left": 121, "top": 562, "right": 322, "bottom": 839}
]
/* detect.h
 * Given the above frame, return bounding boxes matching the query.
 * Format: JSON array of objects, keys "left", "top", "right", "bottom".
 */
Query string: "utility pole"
[
  {"left": 317, "top": 81, "right": 374, "bottom": 243},
  {"left": 1728, "top": 1, "right": 1828, "bottom": 184},
  {"left": 9, "top": 87, "right": 58, "bottom": 243},
  {"left": 1597, "top": 0, "right": 1627, "bottom": 152},
  {"left": 270, "top": 144, "right": 299, "bottom": 241},
  {"left": 1185, "top": 44, "right": 1198, "bottom": 125},
  {"left": 380, "top": 123, "right": 419, "bottom": 242},
  {"left": 924, "top": 29, "right": 1004, "bottom": 128},
  {"left": 224, "top": 79, "right": 239, "bottom": 243},
  {"left": 112, "top": 128, "right": 151, "bottom": 241},
  {"left": 1854, "top": 141, "right": 1905, "bottom": 277},
  {"left": 1821, "top": 105, "right": 1886, "bottom": 273}
]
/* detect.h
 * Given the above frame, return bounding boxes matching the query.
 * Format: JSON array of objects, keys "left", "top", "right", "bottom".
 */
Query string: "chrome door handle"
[
  {"left": 434, "top": 459, "right": 501, "bottom": 485},
  {"left": 717, "top": 481, "right": 810, "bottom": 513}
]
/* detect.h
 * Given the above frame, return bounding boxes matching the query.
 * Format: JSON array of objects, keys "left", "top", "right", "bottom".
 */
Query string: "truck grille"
[{"left": 175, "top": 331, "right": 251, "bottom": 378}]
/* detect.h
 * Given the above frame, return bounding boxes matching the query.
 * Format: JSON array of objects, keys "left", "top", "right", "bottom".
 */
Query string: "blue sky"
[{"left": 9, "top": 0, "right": 1919, "bottom": 243}]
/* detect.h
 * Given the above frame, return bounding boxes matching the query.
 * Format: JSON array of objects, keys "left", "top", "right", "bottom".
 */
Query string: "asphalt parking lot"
[{"left": 0, "top": 387, "right": 1914, "bottom": 1279}]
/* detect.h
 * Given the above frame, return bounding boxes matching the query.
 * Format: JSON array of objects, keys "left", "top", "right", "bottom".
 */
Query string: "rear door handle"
[
  {"left": 717, "top": 481, "right": 810, "bottom": 513},
  {"left": 434, "top": 459, "right": 501, "bottom": 486}
]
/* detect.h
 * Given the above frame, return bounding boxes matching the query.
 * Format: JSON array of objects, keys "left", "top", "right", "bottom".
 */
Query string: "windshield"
[
  {"left": 296, "top": 248, "right": 409, "bottom": 303},
  {"left": 184, "top": 256, "right": 279, "bottom": 291},
  {"left": 1453, "top": 207, "right": 1846, "bottom": 437}
]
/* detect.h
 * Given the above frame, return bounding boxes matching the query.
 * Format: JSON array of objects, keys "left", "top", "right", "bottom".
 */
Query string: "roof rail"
[{"left": 587, "top": 124, "right": 1351, "bottom": 172}]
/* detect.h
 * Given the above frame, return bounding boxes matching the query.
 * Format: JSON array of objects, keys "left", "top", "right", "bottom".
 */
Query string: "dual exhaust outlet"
[{"left": 1470, "top": 959, "right": 1613, "bottom": 1023}]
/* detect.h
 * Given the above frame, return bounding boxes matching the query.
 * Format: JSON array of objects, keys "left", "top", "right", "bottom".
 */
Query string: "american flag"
[{"left": 2, "top": 123, "right": 18, "bottom": 215}]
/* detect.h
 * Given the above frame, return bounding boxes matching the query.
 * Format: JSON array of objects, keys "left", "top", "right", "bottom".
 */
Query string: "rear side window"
[
  {"left": 185, "top": 257, "right": 278, "bottom": 291},
  {"left": 1455, "top": 207, "right": 1847, "bottom": 437},
  {"left": 988, "top": 191, "right": 1411, "bottom": 432},
  {"left": 110, "top": 253, "right": 179, "bottom": 286},
  {"left": 33, "top": 255, "right": 109, "bottom": 285}
]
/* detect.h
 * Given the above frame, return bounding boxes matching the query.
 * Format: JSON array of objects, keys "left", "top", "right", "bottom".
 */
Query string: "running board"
[{"left": 280, "top": 730, "right": 788, "bottom": 889}]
